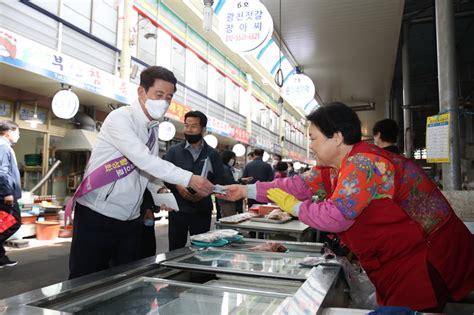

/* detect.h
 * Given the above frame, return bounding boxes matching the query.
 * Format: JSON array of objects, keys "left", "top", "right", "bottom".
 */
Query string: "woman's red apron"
[{"left": 310, "top": 142, "right": 474, "bottom": 310}]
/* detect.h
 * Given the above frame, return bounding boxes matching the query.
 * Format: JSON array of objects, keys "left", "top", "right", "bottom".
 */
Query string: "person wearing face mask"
[
  {"left": 287, "top": 162, "right": 297, "bottom": 177},
  {"left": 0, "top": 121, "right": 21, "bottom": 268},
  {"left": 163, "top": 111, "right": 230, "bottom": 250},
  {"left": 68, "top": 66, "right": 214, "bottom": 279},
  {"left": 215, "top": 149, "right": 243, "bottom": 218},
  {"left": 271, "top": 154, "right": 282, "bottom": 175}
]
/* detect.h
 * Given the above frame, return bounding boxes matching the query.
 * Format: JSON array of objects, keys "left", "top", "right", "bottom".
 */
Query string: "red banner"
[
  {"left": 231, "top": 126, "right": 250, "bottom": 144},
  {"left": 165, "top": 101, "right": 191, "bottom": 122}
]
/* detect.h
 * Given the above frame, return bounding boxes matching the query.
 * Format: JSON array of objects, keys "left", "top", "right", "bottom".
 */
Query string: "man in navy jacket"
[
  {"left": 164, "top": 111, "right": 229, "bottom": 250},
  {"left": 0, "top": 121, "right": 21, "bottom": 268},
  {"left": 242, "top": 148, "right": 274, "bottom": 208}
]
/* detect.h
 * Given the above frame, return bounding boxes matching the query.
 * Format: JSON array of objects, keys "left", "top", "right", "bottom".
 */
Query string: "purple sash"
[{"left": 64, "top": 128, "right": 156, "bottom": 225}]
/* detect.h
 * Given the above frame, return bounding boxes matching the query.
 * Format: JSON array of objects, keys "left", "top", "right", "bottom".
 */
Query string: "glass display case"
[
  {"left": 0, "top": 247, "right": 348, "bottom": 314},
  {"left": 57, "top": 278, "right": 288, "bottom": 315},
  {"left": 161, "top": 248, "right": 313, "bottom": 281}
]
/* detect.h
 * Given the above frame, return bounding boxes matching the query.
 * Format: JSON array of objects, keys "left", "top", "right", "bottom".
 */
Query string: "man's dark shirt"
[
  {"left": 242, "top": 157, "right": 274, "bottom": 184},
  {"left": 163, "top": 141, "right": 229, "bottom": 213},
  {"left": 383, "top": 145, "right": 400, "bottom": 154}
]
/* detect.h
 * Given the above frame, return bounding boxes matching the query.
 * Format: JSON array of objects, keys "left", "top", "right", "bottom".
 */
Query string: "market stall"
[{"left": 0, "top": 241, "right": 353, "bottom": 314}]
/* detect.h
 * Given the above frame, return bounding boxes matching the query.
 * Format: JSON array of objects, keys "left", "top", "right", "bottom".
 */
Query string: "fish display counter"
[{"left": 0, "top": 244, "right": 349, "bottom": 314}]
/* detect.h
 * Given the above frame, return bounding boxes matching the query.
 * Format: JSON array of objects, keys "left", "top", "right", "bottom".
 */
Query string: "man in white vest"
[{"left": 69, "top": 66, "right": 213, "bottom": 279}]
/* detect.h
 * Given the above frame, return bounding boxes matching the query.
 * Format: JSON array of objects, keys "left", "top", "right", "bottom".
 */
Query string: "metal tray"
[{"left": 250, "top": 216, "right": 293, "bottom": 224}]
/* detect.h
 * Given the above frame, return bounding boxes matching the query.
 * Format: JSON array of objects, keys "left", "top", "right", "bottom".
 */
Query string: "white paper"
[{"left": 151, "top": 193, "right": 179, "bottom": 211}]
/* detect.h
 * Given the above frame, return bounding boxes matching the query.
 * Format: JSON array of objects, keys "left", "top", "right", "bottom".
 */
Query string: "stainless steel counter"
[{"left": 0, "top": 243, "right": 348, "bottom": 314}]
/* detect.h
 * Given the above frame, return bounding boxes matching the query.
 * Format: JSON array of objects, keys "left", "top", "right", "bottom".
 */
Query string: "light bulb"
[
  {"left": 202, "top": 2, "right": 213, "bottom": 32},
  {"left": 30, "top": 120, "right": 38, "bottom": 128}
]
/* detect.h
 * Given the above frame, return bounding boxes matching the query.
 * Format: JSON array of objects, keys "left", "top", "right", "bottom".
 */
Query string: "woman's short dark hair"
[
  {"left": 140, "top": 66, "right": 177, "bottom": 93},
  {"left": 0, "top": 120, "right": 18, "bottom": 135},
  {"left": 275, "top": 161, "right": 288, "bottom": 172},
  {"left": 184, "top": 110, "right": 208, "bottom": 128},
  {"left": 306, "top": 102, "right": 361, "bottom": 144},
  {"left": 220, "top": 149, "right": 236, "bottom": 165},
  {"left": 373, "top": 118, "right": 398, "bottom": 143}
]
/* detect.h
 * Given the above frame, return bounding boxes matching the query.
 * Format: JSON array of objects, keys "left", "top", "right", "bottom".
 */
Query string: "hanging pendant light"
[{"left": 202, "top": 0, "right": 214, "bottom": 32}]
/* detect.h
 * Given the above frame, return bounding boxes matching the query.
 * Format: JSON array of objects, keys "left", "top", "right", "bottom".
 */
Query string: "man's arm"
[
  {"left": 103, "top": 111, "right": 212, "bottom": 196},
  {"left": 0, "top": 146, "right": 14, "bottom": 198}
]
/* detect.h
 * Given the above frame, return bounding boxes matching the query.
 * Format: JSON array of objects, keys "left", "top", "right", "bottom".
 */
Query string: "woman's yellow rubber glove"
[{"left": 267, "top": 188, "right": 301, "bottom": 216}]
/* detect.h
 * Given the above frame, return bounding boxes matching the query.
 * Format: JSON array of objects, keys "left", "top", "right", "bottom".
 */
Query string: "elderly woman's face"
[{"left": 308, "top": 123, "right": 338, "bottom": 166}]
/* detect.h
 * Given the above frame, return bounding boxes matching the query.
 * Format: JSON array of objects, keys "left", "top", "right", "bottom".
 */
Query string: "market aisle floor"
[{"left": 0, "top": 216, "right": 216, "bottom": 300}]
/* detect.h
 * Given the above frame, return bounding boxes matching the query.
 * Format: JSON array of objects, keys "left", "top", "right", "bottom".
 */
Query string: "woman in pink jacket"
[{"left": 219, "top": 102, "right": 474, "bottom": 311}]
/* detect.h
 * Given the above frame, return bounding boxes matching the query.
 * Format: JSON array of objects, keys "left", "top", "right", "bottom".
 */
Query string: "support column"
[
  {"left": 119, "top": 0, "right": 133, "bottom": 80},
  {"left": 435, "top": 0, "right": 461, "bottom": 190},
  {"left": 402, "top": 22, "right": 413, "bottom": 158}
]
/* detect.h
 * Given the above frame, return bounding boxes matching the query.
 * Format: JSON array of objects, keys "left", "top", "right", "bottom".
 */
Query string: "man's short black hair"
[
  {"left": 220, "top": 149, "right": 236, "bottom": 165},
  {"left": 140, "top": 66, "right": 177, "bottom": 93},
  {"left": 0, "top": 120, "right": 18, "bottom": 135},
  {"left": 306, "top": 102, "right": 361, "bottom": 145},
  {"left": 275, "top": 161, "right": 288, "bottom": 172},
  {"left": 273, "top": 154, "right": 282, "bottom": 161},
  {"left": 253, "top": 148, "right": 264, "bottom": 157},
  {"left": 184, "top": 110, "right": 208, "bottom": 128},
  {"left": 373, "top": 119, "right": 399, "bottom": 144}
]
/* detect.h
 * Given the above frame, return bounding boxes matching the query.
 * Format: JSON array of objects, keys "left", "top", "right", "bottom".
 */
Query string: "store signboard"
[
  {"left": 255, "top": 136, "right": 272, "bottom": 151},
  {"left": 207, "top": 116, "right": 232, "bottom": 137},
  {"left": 230, "top": 126, "right": 249, "bottom": 144},
  {"left": 19, "top": 106, "right": 47, "bottom": 124},
  {"left": 165, "top": 100, "right": 191, "bottom": 122},
  {"left": 0, "top": 28, "right": 131, "bottom": 103},
  {"left": 426, "top": 113, "right": 450, "bottom": 163},
  {"left": 219, "top": 0, "right": 273, "bottom": 54},
  {"left": 0, "top": 102, "right": 12, "bottom": 117},
  {"left": 283, "top": 73, "right": 315, "bottom": 109}
]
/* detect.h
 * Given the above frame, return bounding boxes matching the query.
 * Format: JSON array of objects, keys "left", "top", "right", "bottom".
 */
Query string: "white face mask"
[
  {"left": 228, "top": 159, "right": 235, "bottom": 167},
  {"left": 145, "top": 99, "right": 169, "bottom": 120}
]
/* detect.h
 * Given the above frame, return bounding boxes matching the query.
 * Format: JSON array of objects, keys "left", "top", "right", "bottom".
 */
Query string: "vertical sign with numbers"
[
  {"left": 219, "top": 0, "right": 273, "bottom": 54},
  {"left": 426, "top": 113, "right": 450, "bottom": 163}
]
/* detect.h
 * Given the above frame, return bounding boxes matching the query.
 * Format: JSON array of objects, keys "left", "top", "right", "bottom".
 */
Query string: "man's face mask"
[{"left": 145, "top": 99, "right": 169, "bottom": 120}]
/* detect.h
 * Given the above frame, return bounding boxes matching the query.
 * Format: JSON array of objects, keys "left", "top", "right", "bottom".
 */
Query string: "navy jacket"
[
  {"left": 163, "top": 140, "right": 229, "bottom": 214},
  {"left": 0, "top": 138, "right": 21, "bottom": 200},
  {"left": 242, "top": 157, "right": 274, "bottom": 184}
]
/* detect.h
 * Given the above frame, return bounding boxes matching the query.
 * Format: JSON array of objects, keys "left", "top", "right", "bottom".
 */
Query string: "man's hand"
[
  {"left": 4, "top": 195, "right": 14, "bottom": 206},
  {"left": 240, "top": 176, "right": 253, "bottom": 184},
  {"left": 267, "top": 188, "right": 300, "bottom": 216},
  {"left": 176, "top": 185, "right": 195, "bottom": 201},
  {"left": 188, "top": 175, "right": 213, "bottom": 196},
  {"left": 144, "top": 208, "right": 154, "bottom": 221},
  {"left": 216, "top": 184, "right": 247, "bottom": 201}
]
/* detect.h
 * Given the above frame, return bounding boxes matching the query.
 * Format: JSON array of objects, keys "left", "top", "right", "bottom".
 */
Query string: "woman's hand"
[
  {"left": 216, "top": 184, "right": 247, "bottom": 201},
  {"left": 267, "top": 188, "right": 301, "bottom": 216}
]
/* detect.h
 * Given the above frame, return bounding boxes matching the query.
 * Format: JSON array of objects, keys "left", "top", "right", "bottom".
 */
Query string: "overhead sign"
[
  {"left": 219, "top": 0, "right": 273, "bottom": 54},
  {"left": 283, "top": 73, "right": 315, "bottom": 108},
  {"left": 0, "top": 27, "right": 131, "bottom": 103},
  {"left": 426, "top": 113, "right": 450, "bottom": 163}
]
